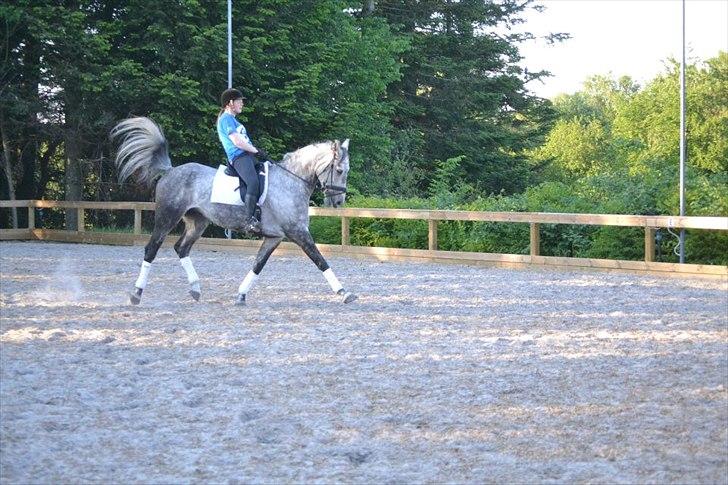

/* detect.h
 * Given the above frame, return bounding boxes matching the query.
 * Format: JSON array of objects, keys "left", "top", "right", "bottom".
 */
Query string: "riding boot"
[{"left": 243, "top": 194, "right": 261, "bottom": 234}]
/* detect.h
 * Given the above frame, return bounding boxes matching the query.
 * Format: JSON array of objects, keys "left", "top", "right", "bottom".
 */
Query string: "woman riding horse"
[
  {"left": 112, "top": 115, "right": 357, "bottom": 306},
  {"left": 216, "top": 88, "right": 270, "bottom": 234}
]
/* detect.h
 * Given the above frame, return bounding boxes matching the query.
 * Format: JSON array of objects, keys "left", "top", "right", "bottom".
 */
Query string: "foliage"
[
  {"left": 309, "top": 54, "right": 728, "bottom": 265},
  {"left": 427, "top": 155, "right": 474, "bottom": 207},
  {"left": 2, "top": 3, "right": 724, "bottom": 265},
  {"left": 310, "top": 194, "right": 432, "bottom": 247},
  {"left": 239, "top": 1, "right": 407, "bottom": 188},
  {"left": 1, "top": 0, "right": 408, "bottom": 208},
  {"left": 374, "top": 0, "right": 560, "bottom": 195}
]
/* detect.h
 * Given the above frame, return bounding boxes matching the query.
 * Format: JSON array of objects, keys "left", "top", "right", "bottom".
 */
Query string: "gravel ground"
[{"left": 1, "top": 241, "right": 726, "bottom": 484}]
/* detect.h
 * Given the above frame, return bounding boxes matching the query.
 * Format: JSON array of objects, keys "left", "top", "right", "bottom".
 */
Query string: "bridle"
[
  {"left": 273, "top": 142, "right": 347, "bottom": 199},
  {"left": 316, "top": 145, "right": 348, "bottom": 198}
]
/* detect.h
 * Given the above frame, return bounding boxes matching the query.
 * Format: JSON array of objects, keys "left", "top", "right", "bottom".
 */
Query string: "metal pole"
[
  {"left": 227, "top": 0, "right": 233, "bottom": 88},
  {"left": 225, "top": 0, "right": 233, "bottom": 240},
  {"left": 679, "top": 0, "right": 686, "bottom": 263}
]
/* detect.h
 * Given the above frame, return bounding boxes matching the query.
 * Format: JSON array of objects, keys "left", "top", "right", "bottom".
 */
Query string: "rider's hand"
[{"left": 255, "top": 148, "right": 270, "bottom": 161}]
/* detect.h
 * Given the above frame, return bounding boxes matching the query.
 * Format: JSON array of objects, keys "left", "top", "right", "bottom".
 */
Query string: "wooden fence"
[{"left": 1, "top": 200, "right": 727, "bottom": 278}]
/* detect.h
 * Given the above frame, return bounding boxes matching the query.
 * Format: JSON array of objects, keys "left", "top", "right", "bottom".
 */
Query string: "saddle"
[
  {"left": 211, "top": 162, "right": 270, "bottom": 207},
  {"left": 225, "top": 161, "right": 266, "bottom": 200}
]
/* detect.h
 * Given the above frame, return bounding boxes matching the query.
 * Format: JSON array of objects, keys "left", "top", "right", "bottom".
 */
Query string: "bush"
[{"left": 314, "top": 173, "right": 726, "bottom": 265}]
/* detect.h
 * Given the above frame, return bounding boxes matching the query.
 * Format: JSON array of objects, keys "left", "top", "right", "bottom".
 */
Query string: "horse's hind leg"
[
  {"left": 287, "top": 229, "right": 357, "bottom": 304},
  {"left": 174, "top": 210, "right": 210, "bottom": 302},
  {"left": 129, "top": 205, "right": 185, "bottom": 305},
  {"left": 235, "top": 236, "right": 283, "bottom": 305}
]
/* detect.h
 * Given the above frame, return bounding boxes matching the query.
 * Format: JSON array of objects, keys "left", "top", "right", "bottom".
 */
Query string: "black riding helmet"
[{"left": 220, "top": 88, "right": 245, "bottom": 107}]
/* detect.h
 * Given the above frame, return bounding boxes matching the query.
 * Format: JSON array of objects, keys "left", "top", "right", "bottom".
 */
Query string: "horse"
[{"left": 110, "top": 117, "right": 357, "bottom": 306}]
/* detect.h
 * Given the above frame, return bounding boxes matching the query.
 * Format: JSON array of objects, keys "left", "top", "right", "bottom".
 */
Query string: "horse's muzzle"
[
  {"left": 324, "top": 193, "right": 346, "bottom": 208},
  {"left": 323, "top": 185, "right": 346, "bottom": 208}
]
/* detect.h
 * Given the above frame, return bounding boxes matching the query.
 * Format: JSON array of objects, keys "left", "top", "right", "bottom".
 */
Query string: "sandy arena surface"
[{"left": 0, "top": 241, "right": 726, "bottom": 483}]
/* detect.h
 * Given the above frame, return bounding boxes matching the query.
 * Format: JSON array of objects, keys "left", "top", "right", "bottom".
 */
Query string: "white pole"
[
  {"left": 679, "top": 0, "right": 686, "bottom": 263},
  {"left": 225, "top": 0, "right": 233, "bottom": 240},
  {"left": 227, "top": 0, "right": 233, "bottom": 88}
]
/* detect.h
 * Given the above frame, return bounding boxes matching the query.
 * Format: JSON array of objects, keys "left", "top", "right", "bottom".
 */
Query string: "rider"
[{"left": 216, "top": 88, "right": 270, "bottom": 234}]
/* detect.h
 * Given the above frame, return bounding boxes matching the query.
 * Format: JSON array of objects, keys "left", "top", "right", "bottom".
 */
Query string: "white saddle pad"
[{"left": 210, "top": 163, "right": 269, "bottom": 206}]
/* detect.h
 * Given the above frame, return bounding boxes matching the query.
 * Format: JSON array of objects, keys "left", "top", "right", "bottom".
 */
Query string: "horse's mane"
[{"left": 281, "top": 142, "right": 332, "bottom": 165}]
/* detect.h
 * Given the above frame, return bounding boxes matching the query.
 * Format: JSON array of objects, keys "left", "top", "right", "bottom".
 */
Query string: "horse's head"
[{"left": 319, "top": 139, "right": 350, "bottom": 208}]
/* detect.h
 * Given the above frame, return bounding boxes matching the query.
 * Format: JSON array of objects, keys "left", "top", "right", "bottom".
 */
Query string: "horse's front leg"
[
  {"left": 236, "top": 236, "right": 283, "bottom": 305},
  {"left": 287, "top": 229, "right": 357, "bottom": 304}
]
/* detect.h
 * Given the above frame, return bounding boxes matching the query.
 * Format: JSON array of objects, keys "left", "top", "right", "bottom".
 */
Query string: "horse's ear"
[{"left": 342, "top": 138, "right": 350, "bottom": 150}]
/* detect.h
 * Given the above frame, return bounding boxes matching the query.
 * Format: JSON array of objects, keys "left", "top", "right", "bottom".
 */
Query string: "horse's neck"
[{"left": 281, "top": 144, "right": 331, "bottom": 181}]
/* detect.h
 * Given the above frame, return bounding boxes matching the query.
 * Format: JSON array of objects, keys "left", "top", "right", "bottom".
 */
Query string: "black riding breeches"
[{"left": 230, "top": 153, "right": 260, "bottom": 199}]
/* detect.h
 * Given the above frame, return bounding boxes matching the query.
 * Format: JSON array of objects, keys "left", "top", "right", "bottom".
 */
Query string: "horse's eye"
[{"left": 337, "top": 168, "right": 344, "bottom": 175}]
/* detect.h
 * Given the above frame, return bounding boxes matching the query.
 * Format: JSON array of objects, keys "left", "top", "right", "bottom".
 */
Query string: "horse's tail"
[{"left": 111, "top": 117, "right": 172, "bottom": 189}]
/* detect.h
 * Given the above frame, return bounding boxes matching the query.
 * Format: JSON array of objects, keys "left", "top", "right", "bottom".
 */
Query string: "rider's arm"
[{"left": 228, "top": 133, "right": 259, "bottom": 154}]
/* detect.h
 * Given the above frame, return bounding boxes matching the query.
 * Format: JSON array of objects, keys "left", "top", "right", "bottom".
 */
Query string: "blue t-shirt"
[{"left": 217, "top": 113, "right": 252, "bottom": 161}]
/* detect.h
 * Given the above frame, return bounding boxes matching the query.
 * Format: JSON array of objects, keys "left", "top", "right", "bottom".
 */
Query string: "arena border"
[{"left": 1, "top": 200, "right": 726, "bottom": 279}]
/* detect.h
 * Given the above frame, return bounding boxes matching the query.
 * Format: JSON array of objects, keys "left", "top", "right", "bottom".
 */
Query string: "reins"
[{"left": 272, "top": 160, "right": 312, "bottom": 186}]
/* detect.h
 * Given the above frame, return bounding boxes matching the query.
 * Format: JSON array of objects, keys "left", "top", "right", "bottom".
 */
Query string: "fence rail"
[{"left": 1, "top": 200, "right": 727, "bottom": 277}]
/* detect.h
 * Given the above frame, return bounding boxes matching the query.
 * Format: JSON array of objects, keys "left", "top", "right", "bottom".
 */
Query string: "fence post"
[
  {"left": 645, "top": 227, "right": 656, "bottom": 262},
  {"left": 341, "top": 216, "right": 350, "bottom": 246},
  {"left": 27, "top": 202, "right": 35, "bottom": 230},
  {"left": 77, "top": 207, "right": 85, "bottom": 232},
  {"left": 134, "top": 209, "right": 142, "bottom": 235},
  {"left": 530, "top": 223, "right": 540, "bottom": 257},
  {"left": 428, "top": 219, "right": 438, "bottom": 251}
]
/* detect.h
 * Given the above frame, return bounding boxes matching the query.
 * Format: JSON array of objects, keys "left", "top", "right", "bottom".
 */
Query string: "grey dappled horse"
[{"left": 111, "top": 117, "right": 357, "bottom": 305}]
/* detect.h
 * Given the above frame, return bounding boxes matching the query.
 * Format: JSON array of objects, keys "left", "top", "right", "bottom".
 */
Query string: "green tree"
[
  {"left": 232, "top": 1, "right": 406, "bottom": 194},
  {"left": 372, "top": 0, "right": 562, "bottom": 195},
  {"left": 1, "top": 0, "right": 407, "bottom": 226},
  {"left": 525, "top": 53, "right": 727, "bottom": 263},
  {"left": 529, "top": 74, "right": 639, "bottom": 181},
  {"left": 3, "top": 0, "right": 562, "bottom": 214},
  {"left": 1, "top": 1, "right": 51, "bottom": 227},
  {"left": 614, "top": 54, "right": 728, "bottom": 177}
]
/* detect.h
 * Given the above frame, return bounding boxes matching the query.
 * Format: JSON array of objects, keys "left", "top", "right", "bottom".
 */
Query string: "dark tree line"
[{"left": 1, "top": 0, "right": 561, "bottom": 228}]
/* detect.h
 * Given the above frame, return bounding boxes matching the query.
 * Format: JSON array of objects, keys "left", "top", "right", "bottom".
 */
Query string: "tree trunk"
[
  {"left": 18, "top": 138, "right": 37, "bottom": 203},
  {"left": 17, "top": 33, "right": 40, "bottom": 204},
  {"left": 0, "top": 110, "right": 18, "bottom": 228},
  {"left": 64, "top": 133, "right": 83, "bottom": 230},
  {"left": 37, "top": 139, "right": 60, "bottom": 199},
  {"left": 363, "top": 0, "right": 375, "bottom": 15}
]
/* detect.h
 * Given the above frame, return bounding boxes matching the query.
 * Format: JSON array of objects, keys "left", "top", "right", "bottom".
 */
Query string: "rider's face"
[{"left": 229, "top": 98, "right": 243, "bottom": 114}]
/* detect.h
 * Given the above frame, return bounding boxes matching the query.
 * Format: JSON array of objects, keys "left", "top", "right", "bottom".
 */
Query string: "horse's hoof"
[
  {"left": 339, "top": 290, "right": 357, "bottom": 304},
  {"left": 235, "top": 293, "right": 246, "bottom": 306},
  {"left": 190, "top": 282, "right": 201, "bottom": 301},
  {"left": 129, "top": 288, "right": 143, "bottom": 305}
]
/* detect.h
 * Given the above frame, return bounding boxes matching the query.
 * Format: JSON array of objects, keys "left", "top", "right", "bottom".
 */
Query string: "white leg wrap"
[
  {"left": 238, "top": 271, "right": 259, "bottom": 295},
  {"left": 322, "top": 268, "right": 343, "bottom": 293},
  {"left": 179, "top": 257, "right": 199, "bottom": 284},
  {"left": 134, "top": 261, "right": 152, "bottom": 289}
]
